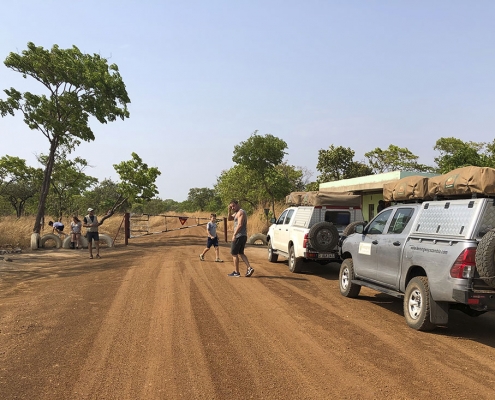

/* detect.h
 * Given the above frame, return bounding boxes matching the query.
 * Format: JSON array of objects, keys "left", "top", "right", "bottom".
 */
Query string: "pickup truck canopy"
[{"left": 286, "top": 191, "right": 362, "bottom": 207}]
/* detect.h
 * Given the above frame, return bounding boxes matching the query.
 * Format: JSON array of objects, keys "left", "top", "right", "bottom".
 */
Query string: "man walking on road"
[
  {"left": 84, "top": 208, "right": 101, "bottom": 259},
  {"left": 227, "top": 200, "right": 254, "bottom": 277}
]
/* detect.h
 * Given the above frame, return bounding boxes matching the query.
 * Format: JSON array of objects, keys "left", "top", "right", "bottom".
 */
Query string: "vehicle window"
[
  {"left": 367, "top": 209, "right": 393, "bottom": 234},
  {"left": 325, "top": 211, "right": 350, "bottom": 226},
  {"left": 387, "top": 208, "right": 414, "bottom": 234},
  {"left": 285, "top": 209, "right": 295, "bottom": 225},
  {"left": 276, "top": 210, "right": 288, "bottom": 225}
]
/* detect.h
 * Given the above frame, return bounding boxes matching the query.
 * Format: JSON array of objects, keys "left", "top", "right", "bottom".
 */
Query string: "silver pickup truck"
[{"left": 340, "top": 197, "right": 495, "bottom": 331}]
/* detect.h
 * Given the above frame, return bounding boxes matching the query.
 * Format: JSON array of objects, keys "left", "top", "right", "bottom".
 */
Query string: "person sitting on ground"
[
  {"left": 48, "top": 220, "right": 67, "bottom": 237},
  {"left": 70, "top": 215, "right": 82, "bottom": 249}
]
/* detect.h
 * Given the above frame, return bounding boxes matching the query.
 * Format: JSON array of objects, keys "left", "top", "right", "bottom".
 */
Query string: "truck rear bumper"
[{"left": 452, "top": 289, "right": 495, "bottom": 310}]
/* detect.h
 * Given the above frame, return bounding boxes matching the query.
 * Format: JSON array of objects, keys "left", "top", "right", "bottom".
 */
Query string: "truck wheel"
[
  {"left": 403, "top": 277, "right": 436, "bottom": 331},
  {"left": 248, "top": 233, "right": 268, "bottom": 246},
  {"left": 475, "top": 229, "right": 495, "bottom": 288},
  {"left": 288, "top": 246, "right": 303, "bottom": 273},
  {"left": 268, "top": 241, "right": 278, "bottom": 263},
  {"left": 308, "top": 221, "right": 339, "bottom": 252},
  {"left": 342, "top": 221, "right": 366, "bottom": 237},
  {"left": 339, "top": 259, "right": 361, "bottom": 297}
]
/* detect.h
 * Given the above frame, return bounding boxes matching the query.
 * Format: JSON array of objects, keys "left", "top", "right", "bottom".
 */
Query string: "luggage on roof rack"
[
  {"left": 383, "top": 176, "right": 430, "bottom": 202},
  {"left": 428, "top": 166, "right": 495, "bottom": 198},
  {"left": 285, "top": 191, "right": 361, "bottom": 207}
]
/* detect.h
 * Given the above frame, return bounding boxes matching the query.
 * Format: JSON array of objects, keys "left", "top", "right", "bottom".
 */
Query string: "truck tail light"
[
  {"left": 450, "top": 247, "right": 476, "bottom": 279},
  {"left": 303, "top": 233, "right": 308, "bottom": 248}
]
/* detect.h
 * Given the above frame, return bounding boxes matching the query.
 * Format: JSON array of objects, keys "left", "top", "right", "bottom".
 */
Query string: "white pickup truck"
[{"left": 267, "top": 192, "right": 364, "bottom": 272}]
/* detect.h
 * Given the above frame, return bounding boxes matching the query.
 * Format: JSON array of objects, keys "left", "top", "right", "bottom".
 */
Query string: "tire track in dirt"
[{"left": 255, "top": 260, "right": 495, "bottom": 399}]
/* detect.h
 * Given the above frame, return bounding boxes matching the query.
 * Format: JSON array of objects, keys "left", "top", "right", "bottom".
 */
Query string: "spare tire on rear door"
[
  {"left": 307, "top": 222, "right": 339, "bottom": 252},
  {"left": 342, "top": 221, "right": 366, "bottom": 237},
  {"left": 475, "top": 229, "right": 495, "bottom": 288}
]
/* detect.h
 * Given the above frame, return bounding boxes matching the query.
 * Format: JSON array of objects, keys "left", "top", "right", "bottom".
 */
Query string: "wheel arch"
[{"left": 403, "top": 265, "right": 427, "bottom": 290}]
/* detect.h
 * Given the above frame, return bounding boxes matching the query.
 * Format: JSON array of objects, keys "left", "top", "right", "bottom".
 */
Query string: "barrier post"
[
  {"left": 124, "top": 212, "right": 130, "bottom": 245},
  {"left": 223, "top": 217, "right": 228, "bottom": 243}
]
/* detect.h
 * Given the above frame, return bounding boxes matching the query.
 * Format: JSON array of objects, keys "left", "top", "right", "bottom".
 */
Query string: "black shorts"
[
  {"left": 206, "top": 237, "right": 219, "bottom": 248},
  {"left": 231, "top": 235, "right": 247, "bottom": 256},
  {"left": 55, "top": 226, "right": 64, "bottom": 232},
  {"left": 87, "top": 232, "right": 99, "bottom": 242}
]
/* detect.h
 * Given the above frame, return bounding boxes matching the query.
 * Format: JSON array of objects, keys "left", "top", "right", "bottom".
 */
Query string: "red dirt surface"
[{"left": 2, "top": 226, "right": 495, "bottom": 399}]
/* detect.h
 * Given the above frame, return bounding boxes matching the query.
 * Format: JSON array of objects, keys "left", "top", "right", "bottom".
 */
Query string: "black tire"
[
  {"left": 475, "top": 229, "right": 495, "bottom": 288},
  {"left": 40, "top": 234, "right": 62, "bottom": 249},
  {"left": 307, "top": 221, "right": 339, "bottom": 252},
  {"left": 288, "top": 246, "right": 303, "bottom": 273},
  {"left": 403, "top": 277, "right": 436, "bottom": 331},
  {"left": 268, "top": 241, "right": 278, "bottom": 263},
  {"left": 342, "top": 221, "right": 366, "bottom": 237},
  {"left": 248, "top": 233, "right": 268, "bottom": 246},
  {"left": 339, "top": 259, "right": 361, "bottom": 297}
]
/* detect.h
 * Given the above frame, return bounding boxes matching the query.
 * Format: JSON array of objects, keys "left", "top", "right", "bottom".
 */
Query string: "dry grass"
[{"left": 0, "top": 204, "right": 288, "bottom": 249}]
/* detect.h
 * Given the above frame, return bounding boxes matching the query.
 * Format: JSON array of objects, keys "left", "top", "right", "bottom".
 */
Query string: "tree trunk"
[{"left": 33, "top": 140, "right": 58, "bottom": 233}]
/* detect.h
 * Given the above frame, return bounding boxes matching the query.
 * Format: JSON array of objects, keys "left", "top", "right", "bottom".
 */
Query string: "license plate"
[{"left": 318, "top": 253, "right": 335, "bottom": 259}]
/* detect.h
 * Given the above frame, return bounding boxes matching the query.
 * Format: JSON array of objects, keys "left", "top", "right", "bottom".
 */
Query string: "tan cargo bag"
[
  {"left": 285, "top": 191, "right": 361, "bottom": 207},
  {"left": 428, "top": 166, "right": 495, "bottom": 197},
  {"left": 383, "top": 176, "right": 430, "bottom": 202}
]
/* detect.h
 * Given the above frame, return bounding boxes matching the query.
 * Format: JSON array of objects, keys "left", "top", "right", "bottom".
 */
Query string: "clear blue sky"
[{"left": 1, "top": 1, "right": 494, "bottom": 201}]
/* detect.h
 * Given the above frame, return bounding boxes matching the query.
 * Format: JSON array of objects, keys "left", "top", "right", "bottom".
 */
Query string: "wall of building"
[{"left": 361, "top": 192, "right": 383, "bottom": 222}]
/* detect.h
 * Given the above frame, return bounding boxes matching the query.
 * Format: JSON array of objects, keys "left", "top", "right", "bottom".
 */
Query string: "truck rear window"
[{"left": 325, "top": 211, "right": 350, "bottom": 227}]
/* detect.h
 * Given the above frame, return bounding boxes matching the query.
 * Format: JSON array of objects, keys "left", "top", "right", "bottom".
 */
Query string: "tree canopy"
[
  {"left": 0, "top": 155, "right": 42, "bottom": 217},
  {"left": 365, "top": 144, "right": 433, "bottom": 173},
  {"left": 433, "top": 137, "right": 495, "bottom": 173},
  {"left": 0, "top": 42, "right": 130, "bottom": 233},
  {"left": 97, "top": 152, "right": 161, "bottom": 223},
  {"left": 227, "top": 132, "right": 303, "bottom": 216},
  {"left": 316, "top": 145, "right": 373, "bottom": 182}
]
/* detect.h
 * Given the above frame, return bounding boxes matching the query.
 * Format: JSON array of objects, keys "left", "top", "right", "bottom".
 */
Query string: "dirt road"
[{"left": 2, "top": 227, "right": 495, "bottom": 399}]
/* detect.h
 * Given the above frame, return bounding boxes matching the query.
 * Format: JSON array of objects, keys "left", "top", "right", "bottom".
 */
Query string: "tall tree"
[
  {"left": 0, "top": 42, "right": 130, "bottom": 235},
  {"left": 433, "top": 137, "right": 493, "bottom": 173},
  {"left": 83, "top": 179, "right": 128, "bottom": 216},
  {"left": 188, "top": 187, "right": 216, "bottom": 211},
  {"left": 0, "top": 155, "right": 42, "bottom": 217},
  {"left": 365, "top": 144, "right": 433, "bottom": 173},
  {"left": 232, "top": 132, "right": 289, "bottom": 215},
  {"left": 316, "top": 145, "right": 373, "bottom": 182},
  {"left": 99, "top": 152, "right": 161, "bottom": 225},
  {"left": 215, "top": 165, "right": 260, "bottom": 213},
  {"left": 40, "top": 154, "right": 98, "bottom": 219}
]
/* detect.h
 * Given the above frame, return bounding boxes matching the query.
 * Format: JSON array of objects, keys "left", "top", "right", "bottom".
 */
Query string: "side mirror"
[
  {"left": 355, "top": 225, "right": 364, "bottom": 234},
  {"left": 270, "top": 218, "right": 276, "bottom": 224}
]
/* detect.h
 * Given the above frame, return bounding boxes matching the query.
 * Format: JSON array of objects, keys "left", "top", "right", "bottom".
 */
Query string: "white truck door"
[
  {"left": 272, "top": 210, "right": 288, "bottom": 251},
  {"left": 278, "top": 209, "right": 295, "bottom": 253}
]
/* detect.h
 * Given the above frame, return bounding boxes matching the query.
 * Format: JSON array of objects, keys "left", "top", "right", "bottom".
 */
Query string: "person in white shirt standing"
[{"left": 84, "top": 208, "right": 101, "bottom": 259}]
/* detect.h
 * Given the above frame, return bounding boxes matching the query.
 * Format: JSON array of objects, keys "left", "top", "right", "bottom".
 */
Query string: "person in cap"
[{"left": 84, "top": 208, "right": 101, "bottom": 259}]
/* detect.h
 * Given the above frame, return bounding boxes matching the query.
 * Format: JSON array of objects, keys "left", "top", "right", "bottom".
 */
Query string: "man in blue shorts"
[
  {"left": 199, "top": 213, "right": 223, "bottom": 262},
  {"left": 227, "top": 200, "right": 254, "bottom": 277}
]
